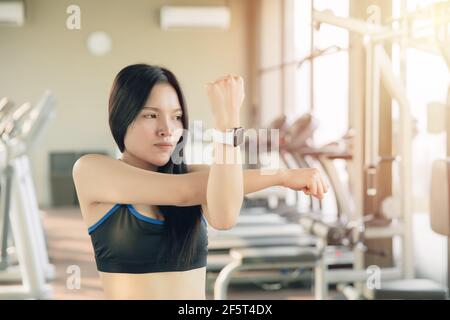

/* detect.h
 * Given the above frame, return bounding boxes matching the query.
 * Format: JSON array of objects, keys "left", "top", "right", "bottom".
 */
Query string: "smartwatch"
[{"left": 212, "top": 127, "right": 245, "bottom": 147}]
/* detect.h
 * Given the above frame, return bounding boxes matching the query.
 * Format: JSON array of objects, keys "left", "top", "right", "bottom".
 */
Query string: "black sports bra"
[{"left": 87, "top": 204, "right": 208, "bottom": 274}]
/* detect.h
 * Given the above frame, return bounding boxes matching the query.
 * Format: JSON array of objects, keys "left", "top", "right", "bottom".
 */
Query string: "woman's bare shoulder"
[
  {"left": 74, "top": 153, "right": 113, "bottom": 169},
  {"left": 72, "top": 152, "right": 190, "bottom": 213},
  {"left": 72, "top": 154, "right": 118, "bottom": 226}
]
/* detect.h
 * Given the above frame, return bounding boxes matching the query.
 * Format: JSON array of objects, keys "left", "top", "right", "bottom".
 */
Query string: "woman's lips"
[{"left": 154, "top": 143, "right": 173, "bottom": 151}]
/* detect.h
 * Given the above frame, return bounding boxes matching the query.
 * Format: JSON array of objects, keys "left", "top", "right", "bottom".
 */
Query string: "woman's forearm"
[
  {"left": 177, "top": 157, "right": 327, "bottom": 229},
  {"left": 179, "top": 165, "right": 285, "bottom": 225},
  {"left": 181, "top": 167, "right": 285, "bottom": 204},
  {"left": 205, "top": 142, "right": 244, "bottom": 228},
  {"left": 242, "top": 167, "right": 286, "bottom": 194}
]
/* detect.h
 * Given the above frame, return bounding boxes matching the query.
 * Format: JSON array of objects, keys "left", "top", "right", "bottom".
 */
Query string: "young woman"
[{"left": 72, "top": 64, "right": 328, "bottom": 300}]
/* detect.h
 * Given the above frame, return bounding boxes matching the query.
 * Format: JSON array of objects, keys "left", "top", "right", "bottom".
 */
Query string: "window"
[{"left": 292, "top": 0, "right": 350, "bottom": 146}]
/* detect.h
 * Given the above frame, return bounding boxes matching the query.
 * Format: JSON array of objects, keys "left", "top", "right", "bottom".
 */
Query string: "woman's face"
[{"left": 123, "top": 83, "right": 184, "bottom": 168}]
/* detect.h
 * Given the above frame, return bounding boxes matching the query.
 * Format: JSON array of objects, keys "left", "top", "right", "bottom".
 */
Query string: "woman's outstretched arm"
[
  {"left": 184, "top": 166, "right": 328, "bottom": 227},
  {"left": 72, "top": 154, "right": 327, "bottom": 230},
  {"left": 189, "top": 165, "right": 285, "bottom": 197}
]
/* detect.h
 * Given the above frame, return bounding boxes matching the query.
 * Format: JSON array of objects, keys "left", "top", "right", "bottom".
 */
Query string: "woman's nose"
[
  {"left": 157, "top": 128, "right": 171, "bottom": 136},
  {"left": 157, "top": 120, "right": 173, "bottom": 137}
]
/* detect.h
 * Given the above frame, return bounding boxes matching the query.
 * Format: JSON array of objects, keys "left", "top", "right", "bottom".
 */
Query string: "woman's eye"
[
  {"left": 175, "top": 115, "right": 182, "bottom": 121},
  {"left": 145, "top": 114, "right": 157, "bottom": 119}
]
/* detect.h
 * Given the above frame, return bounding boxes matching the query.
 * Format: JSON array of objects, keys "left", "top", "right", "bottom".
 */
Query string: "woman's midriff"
[{"left": 98, "top": 266, "right": 207, "bottom": 299}]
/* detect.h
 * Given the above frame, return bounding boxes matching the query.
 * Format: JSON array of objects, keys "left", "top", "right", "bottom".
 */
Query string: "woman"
[{"left": 72, "top": 64, "right": 328, "bottom": 299}]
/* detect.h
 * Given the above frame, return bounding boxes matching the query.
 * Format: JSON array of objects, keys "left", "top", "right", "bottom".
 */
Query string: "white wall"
[{"left": 0, "top": 0, "right": 250, "bottom": 207}]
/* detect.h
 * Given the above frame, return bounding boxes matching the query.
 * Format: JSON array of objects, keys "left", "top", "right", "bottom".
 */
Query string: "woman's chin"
[{"left": 151, "top": 156, "right": 172, "bottom": 167}]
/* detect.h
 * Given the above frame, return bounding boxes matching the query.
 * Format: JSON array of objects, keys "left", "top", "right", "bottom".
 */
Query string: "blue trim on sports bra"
[
  {"left": 126, "top": 204, "right": 165, "bottom": 225},
  {"left": 88, "top": 204, "right": 122, "bottom": 235}
]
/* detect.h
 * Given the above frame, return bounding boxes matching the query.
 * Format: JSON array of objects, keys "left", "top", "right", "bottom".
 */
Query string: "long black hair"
[{"left": 108, "top": 63, "right": 203, "bottom": 269}]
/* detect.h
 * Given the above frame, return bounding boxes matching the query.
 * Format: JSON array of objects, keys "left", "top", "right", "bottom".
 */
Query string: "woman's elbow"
[
  {"left": 212, "top": 221, "right": 236, "bottom": 230},
  {"left": 210, "top": 207, "right": 241, "bottom": 230},
  {"left": 213, "top": 220, "right": 236, "bottom": 230}
]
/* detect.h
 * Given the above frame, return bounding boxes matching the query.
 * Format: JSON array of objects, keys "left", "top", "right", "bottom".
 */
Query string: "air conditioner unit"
[
  {"left": 0, "top": 1, "right": 25, "bottom": 26},
  {"left": 160, "top": 6, "right": 230, "bottom": 30}
]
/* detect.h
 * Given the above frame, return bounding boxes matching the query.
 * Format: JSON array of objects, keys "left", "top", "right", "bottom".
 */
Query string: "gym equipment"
[
  {"left": 0, "top": 98, "right": 21, "bottom": 270},
  {"left": 293, "top": 3, "right": 450, "bottom": 299},
  {"left": 286, "top": 122, "right": 357, "bottom": 223},
  {"left": 214, "top": 240, "right": 327, "bottom": 300},
  {"left": 0, "top": 91, "right": 56, "bottom": 299},
  {"left": 243, "top": 115, "right": 291, "bottom": 211},
  {"left": 214, "top": 1, "right": 450, "bottom": 298},
  {"left": 299, "top": 211, "right": 448, "bottom": 299},
  {"left": 211, "top": 114, "right": 357, "bottom": 299},
  {"left": 310, "top": 133, "right": 449, "bottom": 299}
]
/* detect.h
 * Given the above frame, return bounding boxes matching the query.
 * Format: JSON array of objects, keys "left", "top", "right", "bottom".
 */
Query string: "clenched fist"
[
  {"left": 281, "top": 168, "right": 329, "bottom": 200},
  {"left": 206, "top": 74, "right": 245, "bottom": 131}
]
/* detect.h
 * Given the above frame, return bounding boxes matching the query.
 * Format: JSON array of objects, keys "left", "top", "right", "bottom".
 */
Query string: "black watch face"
[{"left": 234, "top": 128, "right": 244, "bottom": 146}]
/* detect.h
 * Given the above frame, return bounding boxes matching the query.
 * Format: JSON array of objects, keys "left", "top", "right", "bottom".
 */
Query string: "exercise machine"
[{"left": 0, "top": 91, "right": 56, "bottom": 299}]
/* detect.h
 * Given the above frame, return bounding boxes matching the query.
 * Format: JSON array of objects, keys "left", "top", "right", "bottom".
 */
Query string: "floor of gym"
[{"left": 42, "top": 206, "right": 321, "bottom": 300}]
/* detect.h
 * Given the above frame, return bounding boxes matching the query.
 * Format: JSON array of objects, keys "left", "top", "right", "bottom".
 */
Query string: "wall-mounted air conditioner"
[
  {"left": 160, "top": 6, "right": 230, "bottom": 30},
  {"left": 0, "top": 0, "right": 25, "bottom": 26}
]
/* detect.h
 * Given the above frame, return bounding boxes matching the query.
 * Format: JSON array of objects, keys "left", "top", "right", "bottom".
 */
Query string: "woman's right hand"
[
  {"left": 281, "top": 168, "right": 329, "bottom": 200},
  {"left": 206, "top": 74, "right": 245, "bottom": 131}
]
